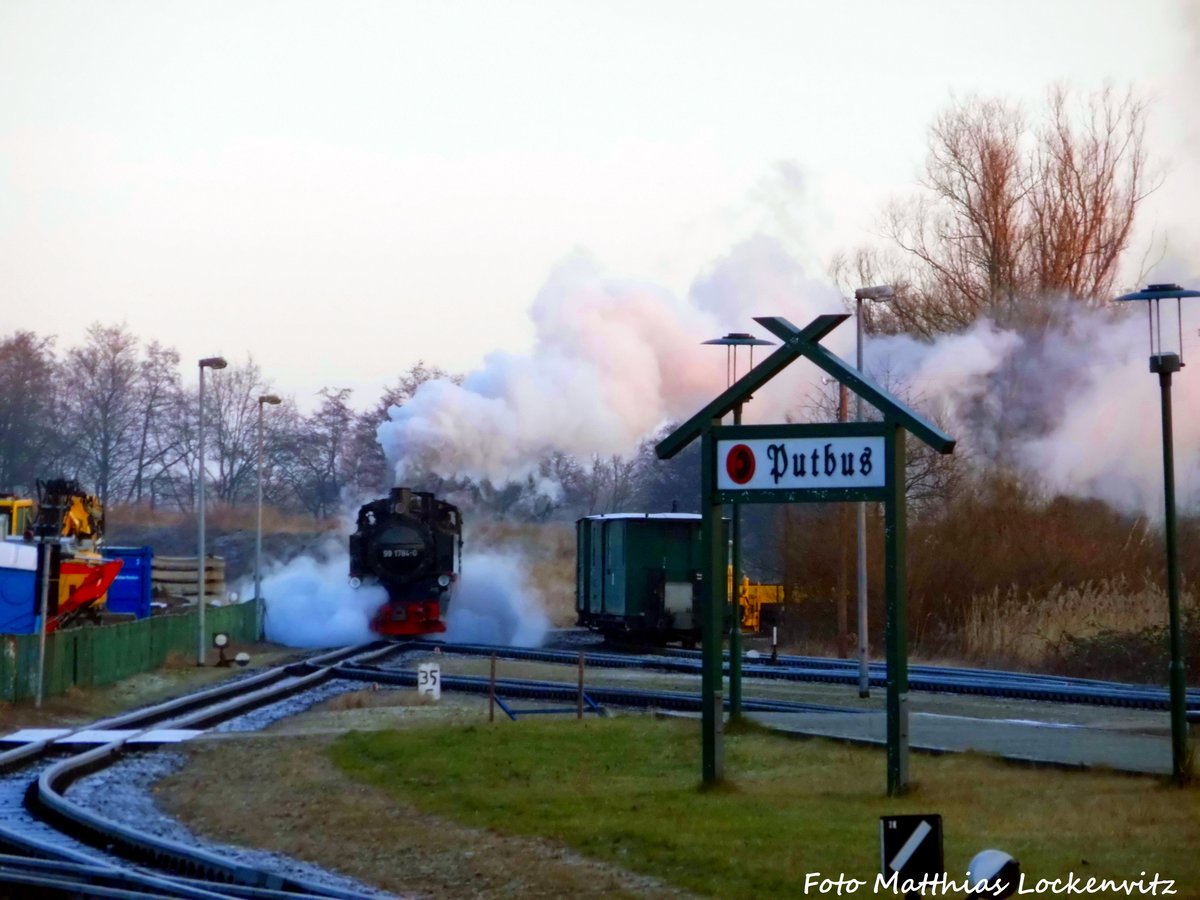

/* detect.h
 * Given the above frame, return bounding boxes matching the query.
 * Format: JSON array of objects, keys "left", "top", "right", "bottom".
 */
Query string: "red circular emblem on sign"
[{"left": 726, "top": 444, "right": 756, "bottom": 485}]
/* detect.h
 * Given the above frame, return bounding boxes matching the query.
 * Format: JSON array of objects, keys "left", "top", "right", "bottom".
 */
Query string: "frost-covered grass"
[{"left": 330, "top": 716, "right": 1200, "bottom": 898}]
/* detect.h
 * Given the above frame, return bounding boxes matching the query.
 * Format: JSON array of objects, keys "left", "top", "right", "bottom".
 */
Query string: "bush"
[{"left": 1051, "top": 623, "right": 1200, "bottom": 685}]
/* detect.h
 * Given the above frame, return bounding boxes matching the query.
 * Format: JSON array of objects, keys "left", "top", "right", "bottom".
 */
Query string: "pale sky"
[{"left": 2, "top": 1, "right": 1197, "bottom": 410}]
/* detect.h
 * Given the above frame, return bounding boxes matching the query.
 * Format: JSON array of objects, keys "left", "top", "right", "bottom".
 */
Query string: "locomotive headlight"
[
  {"left": 349, "top": 576, "right": 362, "bottom": 589},
  {"left": 437, "top": 575, "right": 451, "bottom": 588}
]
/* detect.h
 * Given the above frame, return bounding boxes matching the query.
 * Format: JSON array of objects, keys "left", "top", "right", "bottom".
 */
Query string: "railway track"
[
  {"left": 0, "top": 642, "right": 401, "bottom": 899},
  {"left": 326, "top": 660, "right": 865, "bottom": 717},
  {"left": 0, "top": 633, "right": 1189, "bottom": 896},
  {"left": 407, "top": 638, "right": 1200, "bottom": 716}
]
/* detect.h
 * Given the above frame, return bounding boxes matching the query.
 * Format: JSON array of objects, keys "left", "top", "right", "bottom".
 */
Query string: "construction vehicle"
[
  {"left": 728, "top": 567, "right": 786, "bottom": 632},
  {"left": 3, "top": 480, "right": 122, "bottom": 632},
  {"left": 0, "top": 495, "right": 33, "bottom": 538},
  {"left": 33, "top": 478, "right": 106, "bottom": 548}
]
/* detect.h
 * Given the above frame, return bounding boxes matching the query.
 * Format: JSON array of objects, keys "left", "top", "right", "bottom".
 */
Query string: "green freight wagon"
[{"left": 576, "top": 513, "right": 725, "bottom": 644}]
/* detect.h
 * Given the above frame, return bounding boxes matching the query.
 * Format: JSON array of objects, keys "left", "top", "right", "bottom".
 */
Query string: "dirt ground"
[{"left": 158, "top": 690, "right": 693, "bottom": 899}]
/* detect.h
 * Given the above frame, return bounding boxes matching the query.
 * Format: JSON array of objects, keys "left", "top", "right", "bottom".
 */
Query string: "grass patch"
[{"left": 330, "top": 716, "right": 1200, "bottom": 898}]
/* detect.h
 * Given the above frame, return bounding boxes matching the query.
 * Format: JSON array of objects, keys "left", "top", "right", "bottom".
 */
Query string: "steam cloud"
[
  {"left": 259, "top": 549, "right": 549, "bottom": 649},
  {"left": 261, "top": 549, "right": 385, "bottom": 648},
  {"left": 380, "top": 236, "right": 1198, "bottom": 516},
  {"left": 870, "top": 305, "right": 1200, "bottom": 514},
  {"left": 377, "top": 239, "right": 843, "bottom": 491},
  {"left": 444, "top": 552, "right": 549, "bottom": 647},
  {"left": 261, "top": 239, "right": 1199, "bottom": 654}
]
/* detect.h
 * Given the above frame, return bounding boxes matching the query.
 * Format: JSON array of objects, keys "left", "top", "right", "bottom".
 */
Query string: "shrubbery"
[{"left": 770, "top": 471, "right": 1198, "bottom": 682}]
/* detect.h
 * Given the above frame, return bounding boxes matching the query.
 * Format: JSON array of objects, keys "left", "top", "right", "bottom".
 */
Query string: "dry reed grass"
[
  {"left": 959, "top": 577, "right": 1191, "bottom": 669},
  {"left": 106, "top": 502, "right": 338, "bottom": 535},
  {"left": 777, "top": 471, "right": 1200, "bottom": 676}
]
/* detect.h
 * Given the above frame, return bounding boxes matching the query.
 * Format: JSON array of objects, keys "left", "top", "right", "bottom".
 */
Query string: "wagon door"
[
  {"left": 604, "top": 520, "right": 626, "bottom": 615},
  {"left": 588, "top": 519, "right": 605, "bottom": 614}
]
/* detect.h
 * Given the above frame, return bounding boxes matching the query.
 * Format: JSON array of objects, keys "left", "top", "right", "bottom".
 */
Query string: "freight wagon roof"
[{"left": 577, "top": 513, "right": 701, "bottom": 522}]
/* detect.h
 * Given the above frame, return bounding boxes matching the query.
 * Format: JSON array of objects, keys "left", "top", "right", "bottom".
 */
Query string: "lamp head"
[
  {"left": 199, "top": 356, "right": 228, "bottom": 370},
  {"left": 854, "top": 285, "right": 895, "bottom": 302},
  {"left": 1115, "top": 283, "right": 1199, "bottom": 367},
  {"left": 701, "top": 332, "right": 775, "bottom": 347},
  {"left": 1114, "top": 283, "right": 1200, "bottom": 302},
  {"left": 258, "top": 394, "right": 282, "bottom": 406}
]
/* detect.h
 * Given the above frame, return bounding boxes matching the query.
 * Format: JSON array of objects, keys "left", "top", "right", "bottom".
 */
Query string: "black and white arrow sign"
[{"left": 880, "top": 814, "right": 943, "bottom": 884}]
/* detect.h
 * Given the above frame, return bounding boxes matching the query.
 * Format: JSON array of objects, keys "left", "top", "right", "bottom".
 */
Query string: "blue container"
[
  {"left": 0, "top": 567, "right": 36, "bottom": 633},
  {"left": 101, "top": 546, "right": 154, "bottom": 619}
]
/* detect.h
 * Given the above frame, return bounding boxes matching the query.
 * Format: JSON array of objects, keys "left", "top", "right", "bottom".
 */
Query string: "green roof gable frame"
[{"left": 656, "top": 314, "right": 956, "bottom": 460}]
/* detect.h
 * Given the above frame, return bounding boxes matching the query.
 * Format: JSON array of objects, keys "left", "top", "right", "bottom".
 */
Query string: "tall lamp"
[
  {"left": 197, "top": 356, "right": 227, "bottom": 666},
  {"left": 853, "top": 285, "right": 894, "bottom": 698},
  {"left": 701, "top": 332, "right": 774, "bottom": 720},
  {"left": 1114, "top": 282, "right": 1198, "bottom": 784},
  {"left": 255, "top": 394, "right": 282, "bottom": 641}
]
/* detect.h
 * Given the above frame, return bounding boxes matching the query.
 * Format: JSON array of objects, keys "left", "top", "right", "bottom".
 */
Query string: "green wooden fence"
[{"left": 0, "top": 601, "right": 261, "bottom": 703}]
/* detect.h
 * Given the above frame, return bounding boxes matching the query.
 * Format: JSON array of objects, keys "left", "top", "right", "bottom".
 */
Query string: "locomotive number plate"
[{"left": 382, "top": 547, "right": 421, "bottom": 559}]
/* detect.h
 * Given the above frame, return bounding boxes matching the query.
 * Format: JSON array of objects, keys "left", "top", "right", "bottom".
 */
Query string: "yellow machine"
[
  {"left": 3, "top": 481, "right": 118, "bottom": 631},
  {"left": 727, "top": 566, "right": 786, "bottom": 632},
  {"left": 0, "top": 482, "right": 103, "bottom": 548},
  {"left": 41, "top": 487, "right": 104, "bottom": 551},
  {"left": 0, "top": 495, "right": 34, "bottom": 538}
]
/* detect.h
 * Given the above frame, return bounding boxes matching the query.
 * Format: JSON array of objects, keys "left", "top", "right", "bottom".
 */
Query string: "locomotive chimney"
[{"left": 391, "top": 487, "right": 413, "bottom": 514}]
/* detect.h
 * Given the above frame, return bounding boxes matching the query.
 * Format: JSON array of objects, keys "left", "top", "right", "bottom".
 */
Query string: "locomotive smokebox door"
[{"left": 350, "top": 488, "right": 463, "bottom": 637}]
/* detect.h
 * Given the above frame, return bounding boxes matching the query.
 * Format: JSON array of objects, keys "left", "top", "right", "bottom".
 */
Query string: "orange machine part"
[{"left": 51, "top": 559, "right": 123, "bottom": 633}]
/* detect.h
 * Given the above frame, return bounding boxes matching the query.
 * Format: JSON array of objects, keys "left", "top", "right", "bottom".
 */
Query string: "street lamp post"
[
  {"left": 255, "top": 394, "right": 282, "bottom": 641},
  {"left": 197, "top": 356, "right": 227, "bottom": 666},
  {"left": 701, "top": 332, "right": 774, "bottom": 720},
  {"left": 1115, "top": 283, "right": 1198, "bottom": 784},
  {"left": 853, "top": 285, "right": 894, "bottom": 698}
]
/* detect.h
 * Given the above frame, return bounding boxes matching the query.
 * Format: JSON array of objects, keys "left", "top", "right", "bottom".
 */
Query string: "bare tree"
[
  {"left": 0, "top": 331, "right": 63, "bottom": 494},
  {"left": 278, "top": 388, "right": 355, "bottom": 519},
  {"left": 60, "top": 323, "right": 142, "bottom": 505},
  {"left": 1026, "top": 86, "right": 1149, "bottom": 303},
  {"left": 861, "top": 87, "right": 1151, "bottom": 337},
  {"left": 202, "top": 357, "right": 272, "bottom": 505},
  {"left": 127, "top": 341, "right": 184, "bottom": 505}
]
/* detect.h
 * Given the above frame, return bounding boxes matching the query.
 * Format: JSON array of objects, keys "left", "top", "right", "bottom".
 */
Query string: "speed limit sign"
[{"left": 418, "top": 662, "right": 441, "bottom": 701}]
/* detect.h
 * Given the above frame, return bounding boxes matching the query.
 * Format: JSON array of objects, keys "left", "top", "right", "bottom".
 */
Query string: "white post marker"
[{"left": 417, "top": 662, "right": 441, "bottom": 701}]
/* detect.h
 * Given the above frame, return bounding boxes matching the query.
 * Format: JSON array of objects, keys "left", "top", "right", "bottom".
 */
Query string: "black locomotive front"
[{"left": 349, "top": 487, "right": 462, "bottom": 636}]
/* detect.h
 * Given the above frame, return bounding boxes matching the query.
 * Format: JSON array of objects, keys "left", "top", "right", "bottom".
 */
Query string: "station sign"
[
  {"left": 659, "top": 313, "right": 956, "bottom": 794},
  {"left": 712, "top": 423, "right": 890, "bottom": 502},
  {"left": 718, "top": 435, "right": 886, "bottom": 491}
]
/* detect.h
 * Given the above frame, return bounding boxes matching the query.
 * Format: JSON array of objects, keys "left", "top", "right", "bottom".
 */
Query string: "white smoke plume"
[
  {"left": 443, "top": 552, "right": 549, "bottom": 647},
  {"left": 869, "top": 303, "right": 1200, "bottom": 514},
  {"left": 378, "top": 231, "right": 1197, "bottom": 516},
  {"left": 377, "top": 239, "right": 842, "bottom": 490},
  {"left": 261, "top": 549, "right": 385, "bottom": 648},
  {"left": 258, "top": 548, "right": 551, "bottom": 649}
]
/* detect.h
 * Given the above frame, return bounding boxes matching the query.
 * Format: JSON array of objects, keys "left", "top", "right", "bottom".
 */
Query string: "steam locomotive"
[{"left": 349, "top": 488, "right": 462, "bottom": 636}]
